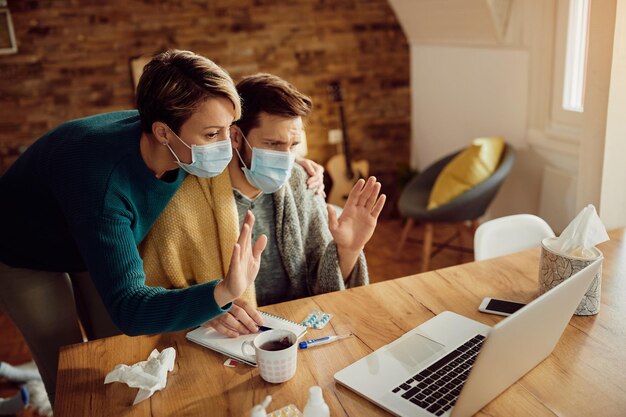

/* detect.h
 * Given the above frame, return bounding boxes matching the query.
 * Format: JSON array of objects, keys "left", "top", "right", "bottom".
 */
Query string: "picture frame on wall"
[
  {"left": 0, "top": 7, "right": 17, "bottom": 55},
  {"left": 129, "top": 54, "right": 152, "bottom": 92}
]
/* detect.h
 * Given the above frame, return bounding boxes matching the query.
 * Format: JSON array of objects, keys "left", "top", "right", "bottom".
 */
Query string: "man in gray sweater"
[{"left": 141, "top": 73, "right": 386, "bottom": 337}]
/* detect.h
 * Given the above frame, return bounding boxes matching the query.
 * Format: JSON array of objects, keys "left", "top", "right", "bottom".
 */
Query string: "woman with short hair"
[{"left": 0, "top": 50, "right": 324, "bottom": 405}]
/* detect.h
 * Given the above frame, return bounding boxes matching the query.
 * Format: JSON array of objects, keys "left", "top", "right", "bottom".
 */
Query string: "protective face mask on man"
[
  {"left": 235, "top": 132, "right": 296, "bottom": 194},
  {"left": 164, "top": 126, "right": 232, "bottom": 179}
]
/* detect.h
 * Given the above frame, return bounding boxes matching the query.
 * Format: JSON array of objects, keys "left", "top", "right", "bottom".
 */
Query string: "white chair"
[{"left": 474, "top": 214, "right": 555, "bottom": 261}]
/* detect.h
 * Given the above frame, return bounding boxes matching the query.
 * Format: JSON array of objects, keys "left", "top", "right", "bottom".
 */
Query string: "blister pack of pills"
[
  {"left": 268, "top": 404, "right": 303, "bottom": 417},
  {"left": 301, "top": 309, "right": 333, "bottom": 329}
]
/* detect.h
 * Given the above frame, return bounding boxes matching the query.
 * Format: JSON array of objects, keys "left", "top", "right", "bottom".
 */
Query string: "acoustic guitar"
[{"left": 326, "top": 81, "right": 369, "bottom": 207}]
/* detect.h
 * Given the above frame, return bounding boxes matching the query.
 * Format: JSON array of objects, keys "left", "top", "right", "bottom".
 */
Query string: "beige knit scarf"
[{"left": 139, "top": 171, "right": 257, "bottom": 308}]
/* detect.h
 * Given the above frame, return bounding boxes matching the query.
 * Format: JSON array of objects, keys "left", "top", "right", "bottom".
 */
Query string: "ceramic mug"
[
  {"left": 241, "top": 329, "right": 298, "bottom": 383},
  {"left": 538, "top": 237, "right": 603, "bottom": 315}
]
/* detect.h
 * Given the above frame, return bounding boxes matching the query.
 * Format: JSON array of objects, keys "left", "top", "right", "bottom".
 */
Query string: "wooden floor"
[
  {"left": 0, "top": 219, "right": 473, "bottom": 416},
  {"left": 365, "top": 219, "right": 474, "bottom": 283}
]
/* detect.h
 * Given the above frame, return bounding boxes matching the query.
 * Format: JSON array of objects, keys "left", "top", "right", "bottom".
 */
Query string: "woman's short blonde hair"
[{"left": 136, "top": 49, "right": 241, "bottom": 134}]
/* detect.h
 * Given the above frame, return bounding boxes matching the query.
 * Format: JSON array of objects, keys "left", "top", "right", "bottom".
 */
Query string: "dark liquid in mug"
[{"left": 260, "top": 337, "right": 292, "bottom": 351}]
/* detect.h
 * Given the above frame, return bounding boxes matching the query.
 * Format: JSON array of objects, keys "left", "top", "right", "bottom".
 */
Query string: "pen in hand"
[{"left": 298, "top": 333, "right": 353, "bottom": 349}]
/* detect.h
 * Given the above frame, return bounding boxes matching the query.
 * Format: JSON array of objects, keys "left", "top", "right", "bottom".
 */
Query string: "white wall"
[
  {"left": 577, "top": 0, "right": 616, "bottom": 214},
  {"left": 410, "top": 45, "right": 529, "bottom": 170},
  {"left": 390, "top": 0, "right": 625, "bottom": 233},
  {"left": 402, "top": 0, "right": 549, "bottom": 220},
  {"left": 599, "top": 0, "right": 626, "bottom": 230},
  {"left": 388, "top": 0, "right": 506, "bottom": 45}
]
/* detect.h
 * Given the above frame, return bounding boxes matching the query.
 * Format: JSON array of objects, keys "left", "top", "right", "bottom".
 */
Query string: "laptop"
[{"left": 334, "top": 258, "right": 602, "bottom": 417}]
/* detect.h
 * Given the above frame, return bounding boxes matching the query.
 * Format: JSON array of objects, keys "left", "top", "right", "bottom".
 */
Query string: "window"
[
  {"left": 0, "top": 7, "right": 18, "bottom": 55},
  {"left": 562, "top": 0, "right": 590, "bottom": 112}
]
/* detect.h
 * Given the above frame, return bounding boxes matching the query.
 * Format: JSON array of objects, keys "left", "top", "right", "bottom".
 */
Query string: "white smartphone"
[{"left": 478, "top": 297, "right": 526, "bottom": 316}]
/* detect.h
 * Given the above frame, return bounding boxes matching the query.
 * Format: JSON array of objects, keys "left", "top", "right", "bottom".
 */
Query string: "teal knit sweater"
[{"left": 0, "top": 111, "right": 230, "bottom": 335}]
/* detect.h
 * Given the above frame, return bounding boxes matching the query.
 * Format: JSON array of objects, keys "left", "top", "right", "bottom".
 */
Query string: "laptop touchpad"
[{"left": 388, "top": 333, "right": 445, "bottom": 368}]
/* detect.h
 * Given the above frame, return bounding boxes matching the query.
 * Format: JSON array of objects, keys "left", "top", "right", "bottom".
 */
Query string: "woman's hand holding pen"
[
  {"left": 214, "top": 210, "right": 267, "bottom": 307},
  {"left": 202, "top": 298, "right": 264, "bottom": 338}
]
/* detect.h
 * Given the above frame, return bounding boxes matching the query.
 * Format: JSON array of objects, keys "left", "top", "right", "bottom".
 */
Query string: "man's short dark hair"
[{"left": 235, "top": 73, "right": 312, "bottom": 135}]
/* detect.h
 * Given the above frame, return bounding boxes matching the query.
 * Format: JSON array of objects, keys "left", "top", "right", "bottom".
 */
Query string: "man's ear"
[{"left": 152, "top": 122, "right": 169, "bottom": 145}]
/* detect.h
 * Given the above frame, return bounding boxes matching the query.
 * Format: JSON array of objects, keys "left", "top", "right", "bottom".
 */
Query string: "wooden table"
[{"left": 55, "top": 229, "right": 626, "bottom": 416}]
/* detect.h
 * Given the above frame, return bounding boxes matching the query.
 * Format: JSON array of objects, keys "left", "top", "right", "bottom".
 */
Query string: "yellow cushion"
[{"left": 427, "top": 137, "right": 505, "bottom": 210}]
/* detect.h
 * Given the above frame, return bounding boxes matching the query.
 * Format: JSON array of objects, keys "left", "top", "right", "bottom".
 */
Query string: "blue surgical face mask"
[
  {"left": 235, "top": 133, "right": 295, "bottom": 194},
  {"left": 165, "top": 126, "right": 232, "bottom": 179}
]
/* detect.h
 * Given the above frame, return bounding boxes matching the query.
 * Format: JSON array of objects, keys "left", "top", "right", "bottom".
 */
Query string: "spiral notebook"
[{"left": 185, "top": 311, "right": 307, "bottom": 366}]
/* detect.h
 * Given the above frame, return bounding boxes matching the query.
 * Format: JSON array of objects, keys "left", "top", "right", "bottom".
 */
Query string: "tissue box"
[{"left": 539, "top": 237, "right": 603, "bottom": 315}]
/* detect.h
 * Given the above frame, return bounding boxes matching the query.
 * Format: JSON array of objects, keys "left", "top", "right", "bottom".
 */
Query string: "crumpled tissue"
[
  {"left": 104, "top": 347, "right": 176, "bottom": 405},
  {"left": 547, "top": 204, "right": 610, "bottom": 258}
]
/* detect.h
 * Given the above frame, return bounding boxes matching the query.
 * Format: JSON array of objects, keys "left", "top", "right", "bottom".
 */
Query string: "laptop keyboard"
[{"left": 391, "top": 334, "right": 486, "bottom": 416}]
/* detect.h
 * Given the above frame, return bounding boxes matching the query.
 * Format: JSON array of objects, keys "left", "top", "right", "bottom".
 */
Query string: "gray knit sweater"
[{"left": 270, "top": 164, "right": 369, "bottom": 300}]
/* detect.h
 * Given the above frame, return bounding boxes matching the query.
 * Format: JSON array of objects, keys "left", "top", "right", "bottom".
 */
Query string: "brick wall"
[{"left": 0, "top": 0, "right": 410, "bottom": 205}]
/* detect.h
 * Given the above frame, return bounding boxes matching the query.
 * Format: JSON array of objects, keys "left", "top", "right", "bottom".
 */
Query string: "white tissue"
[
  {"left": 548, "top": 204, "right": 610, "bottom": 258},
  {"left": 104, "top": 347, "right": 176, "bottom": 405}
]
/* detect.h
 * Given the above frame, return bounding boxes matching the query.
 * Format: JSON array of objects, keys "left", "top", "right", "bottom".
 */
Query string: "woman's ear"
[{"left": 230, "top": 125, "right": 243, "bottom": 149}]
